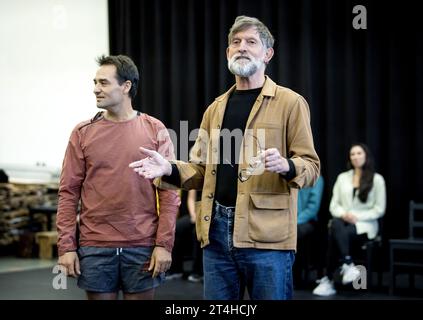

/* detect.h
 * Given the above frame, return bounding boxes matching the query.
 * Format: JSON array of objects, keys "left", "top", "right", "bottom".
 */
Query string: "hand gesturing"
[{"left": 129, "top": 147, "right": 172, "bottom": 179}]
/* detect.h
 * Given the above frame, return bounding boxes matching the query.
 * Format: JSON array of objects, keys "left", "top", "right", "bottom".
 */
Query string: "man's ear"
[
  {"left": 264, "top": 47, "right": 274, "bottom": 64},
  {"left": 123, "top": 80, "right": 132, "bottom": 95},
  {"left": 226, "top": 47, "right": 230, "bottom": 61}
]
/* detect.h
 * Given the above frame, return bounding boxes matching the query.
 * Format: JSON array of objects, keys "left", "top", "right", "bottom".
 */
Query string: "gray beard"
[{"left": 228, "top": 56, "right": 263, "bottom": 78}]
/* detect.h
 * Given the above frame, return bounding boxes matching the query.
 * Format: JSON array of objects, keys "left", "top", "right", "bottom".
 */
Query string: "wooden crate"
[{"left": 35, "top": 231, "right": 58, "bottom": 259}]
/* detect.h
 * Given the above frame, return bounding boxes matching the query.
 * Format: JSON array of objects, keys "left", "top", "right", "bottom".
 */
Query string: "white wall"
[{"left": 0, "top": 0, "right": 109, "bottom": 181}]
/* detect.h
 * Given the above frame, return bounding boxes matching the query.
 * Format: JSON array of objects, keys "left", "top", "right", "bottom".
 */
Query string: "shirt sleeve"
[
  {"left": 154, "top": 122, "right": 181, "bottom": 252},
  {"left": 162, "top": 164, "right": 181, "bottom": 186},
  {"left": 298, "top": 176, "right": 324, "bottom": 223},
  {"left": 155, "top": 108, "right": 210, "bottom": 191},
  {"left": 56, "top": 128, "right": 85, "bottom": 256},
  {"left": 281, "top": 159, "right": 296, "bottom": 181},
  {"left": 329, "top": 175, "right": 346, "bottom": 218},
  {"left": 285, "top": 96, "right": 320, "bottom": 189}
]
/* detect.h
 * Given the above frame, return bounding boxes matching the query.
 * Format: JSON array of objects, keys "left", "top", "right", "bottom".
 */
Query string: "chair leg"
[
  {"left": 389, "top": 246, "right": 395, "bottom": 295},
  {"left": 410, "top": 273, "right": 415, "bottom": 291},
  {"left": 377, "top": 266, "right": 383, "bottom": 288},
  {"left": 366, "top": 245, "right": 373, "bottom": 290}
]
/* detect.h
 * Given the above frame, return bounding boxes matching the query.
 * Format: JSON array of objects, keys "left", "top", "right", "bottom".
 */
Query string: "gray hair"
[{"left": 228, "top": 16, "right": 275, "bottom": 49}]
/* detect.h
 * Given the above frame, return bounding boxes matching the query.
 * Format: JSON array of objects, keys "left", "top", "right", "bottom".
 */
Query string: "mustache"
[{"left": 233, "top": 54, "right": 251, "bottom": 61}]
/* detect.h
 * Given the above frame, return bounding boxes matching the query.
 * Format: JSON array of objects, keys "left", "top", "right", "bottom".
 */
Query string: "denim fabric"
[
  {"left": 77, "top": 246, "right": 164, "bottom": 293},
  {"left": 203, "top": 201, "right": 295, "bottom": 300}
]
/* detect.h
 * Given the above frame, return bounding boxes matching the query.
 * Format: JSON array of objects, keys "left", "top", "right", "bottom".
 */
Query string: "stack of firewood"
[{"left": 0, "top": 183, "right": 52, "bottom": 246}]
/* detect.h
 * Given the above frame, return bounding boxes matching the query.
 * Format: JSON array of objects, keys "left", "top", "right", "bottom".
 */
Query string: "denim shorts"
[{"left": 77, "top": 246, "right": 164, "bottom": 293}]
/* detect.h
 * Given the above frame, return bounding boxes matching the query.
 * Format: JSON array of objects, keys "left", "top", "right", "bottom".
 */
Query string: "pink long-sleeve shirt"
[{"left": 57, "top": 112, "right": 180, "bottom": 256}]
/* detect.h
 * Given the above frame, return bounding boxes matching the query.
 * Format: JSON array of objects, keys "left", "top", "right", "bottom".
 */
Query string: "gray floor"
[
  {"left": 0, "top": 257, "right": 57, "bottom": 273},
  {"left": 0, "top": 263, "right": 422, "bottom": 300},
  {"left": 0, "top": 266, "right": 202, "bottom": 300}
]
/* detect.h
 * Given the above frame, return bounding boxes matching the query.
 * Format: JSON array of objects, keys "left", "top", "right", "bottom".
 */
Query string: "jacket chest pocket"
[
  {"left": 254, "top": 122, "right": 284, "bottom": 153},
  {"left": 248, "top": 193, "right": 290, "bottom": 243}
]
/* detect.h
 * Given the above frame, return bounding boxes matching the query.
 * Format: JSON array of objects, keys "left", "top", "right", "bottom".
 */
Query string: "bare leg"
[
  {"left": 86, "top": 291, "right": 118, "bottom": 300},
  {"left": 123, "top": 288, "right": 155, "bottom": 300}
]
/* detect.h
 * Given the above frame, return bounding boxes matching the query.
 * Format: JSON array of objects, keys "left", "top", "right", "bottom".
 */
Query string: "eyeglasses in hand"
[{"left": 238, "top": 133, "right": 265, "bottom": 182}]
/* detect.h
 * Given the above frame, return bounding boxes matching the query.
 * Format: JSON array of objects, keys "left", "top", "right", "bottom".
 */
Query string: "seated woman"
[{"left": 313, "top": 143, "right": 386, "bottom": 296}]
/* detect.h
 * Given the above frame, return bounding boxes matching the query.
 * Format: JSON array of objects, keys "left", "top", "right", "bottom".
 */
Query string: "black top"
[{"left": 214, "top": 88, "right": 261, "bottom": 206}]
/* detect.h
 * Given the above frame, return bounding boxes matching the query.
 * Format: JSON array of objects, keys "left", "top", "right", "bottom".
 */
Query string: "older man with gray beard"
[
  {"left": 227, "top": 44, "right": 266, "bottom": 78},
  {"left": 130, "top": 15, "right": 320, "bottom": 300}
]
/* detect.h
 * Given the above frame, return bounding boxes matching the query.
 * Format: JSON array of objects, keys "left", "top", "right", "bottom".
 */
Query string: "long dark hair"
[{"left": 347, "top": 143, "right": 375, "bottom": 203}]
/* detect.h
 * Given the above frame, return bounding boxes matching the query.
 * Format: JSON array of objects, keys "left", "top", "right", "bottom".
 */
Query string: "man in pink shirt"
[{"left": 57, "top": 55, "right": 180, "bottom": 300}]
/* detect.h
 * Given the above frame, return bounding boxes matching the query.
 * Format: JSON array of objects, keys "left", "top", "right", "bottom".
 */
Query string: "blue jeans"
[{"left": 203, "top": 201, "right": 295, "bottom": 300}]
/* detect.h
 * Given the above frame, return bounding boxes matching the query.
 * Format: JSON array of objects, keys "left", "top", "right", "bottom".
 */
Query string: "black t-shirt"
[{"left": 214, "top": 88, "right": 262, "bottom": 207}]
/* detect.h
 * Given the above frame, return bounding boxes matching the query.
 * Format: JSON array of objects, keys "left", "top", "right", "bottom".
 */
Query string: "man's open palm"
[{"left": 129, "top": 147, "right": 172, "bottom": 179}]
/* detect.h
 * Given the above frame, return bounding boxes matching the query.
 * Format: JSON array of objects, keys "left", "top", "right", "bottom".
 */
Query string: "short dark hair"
[{"left": 96, "top": 55, "right": 139, "bottom": 99}]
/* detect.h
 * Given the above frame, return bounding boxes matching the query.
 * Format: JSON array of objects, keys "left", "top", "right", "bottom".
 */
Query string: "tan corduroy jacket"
[{"left": 157, "top": 76, "right": 320, "bottom": 250}]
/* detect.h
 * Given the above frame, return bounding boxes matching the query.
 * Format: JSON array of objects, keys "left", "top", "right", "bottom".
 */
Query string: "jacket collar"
[
  {"left": 213, "top": 75, "right": 277, "bottom": 133},
  {"left": 214, "top": 75, "right": 277, "bottom": 102}
]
